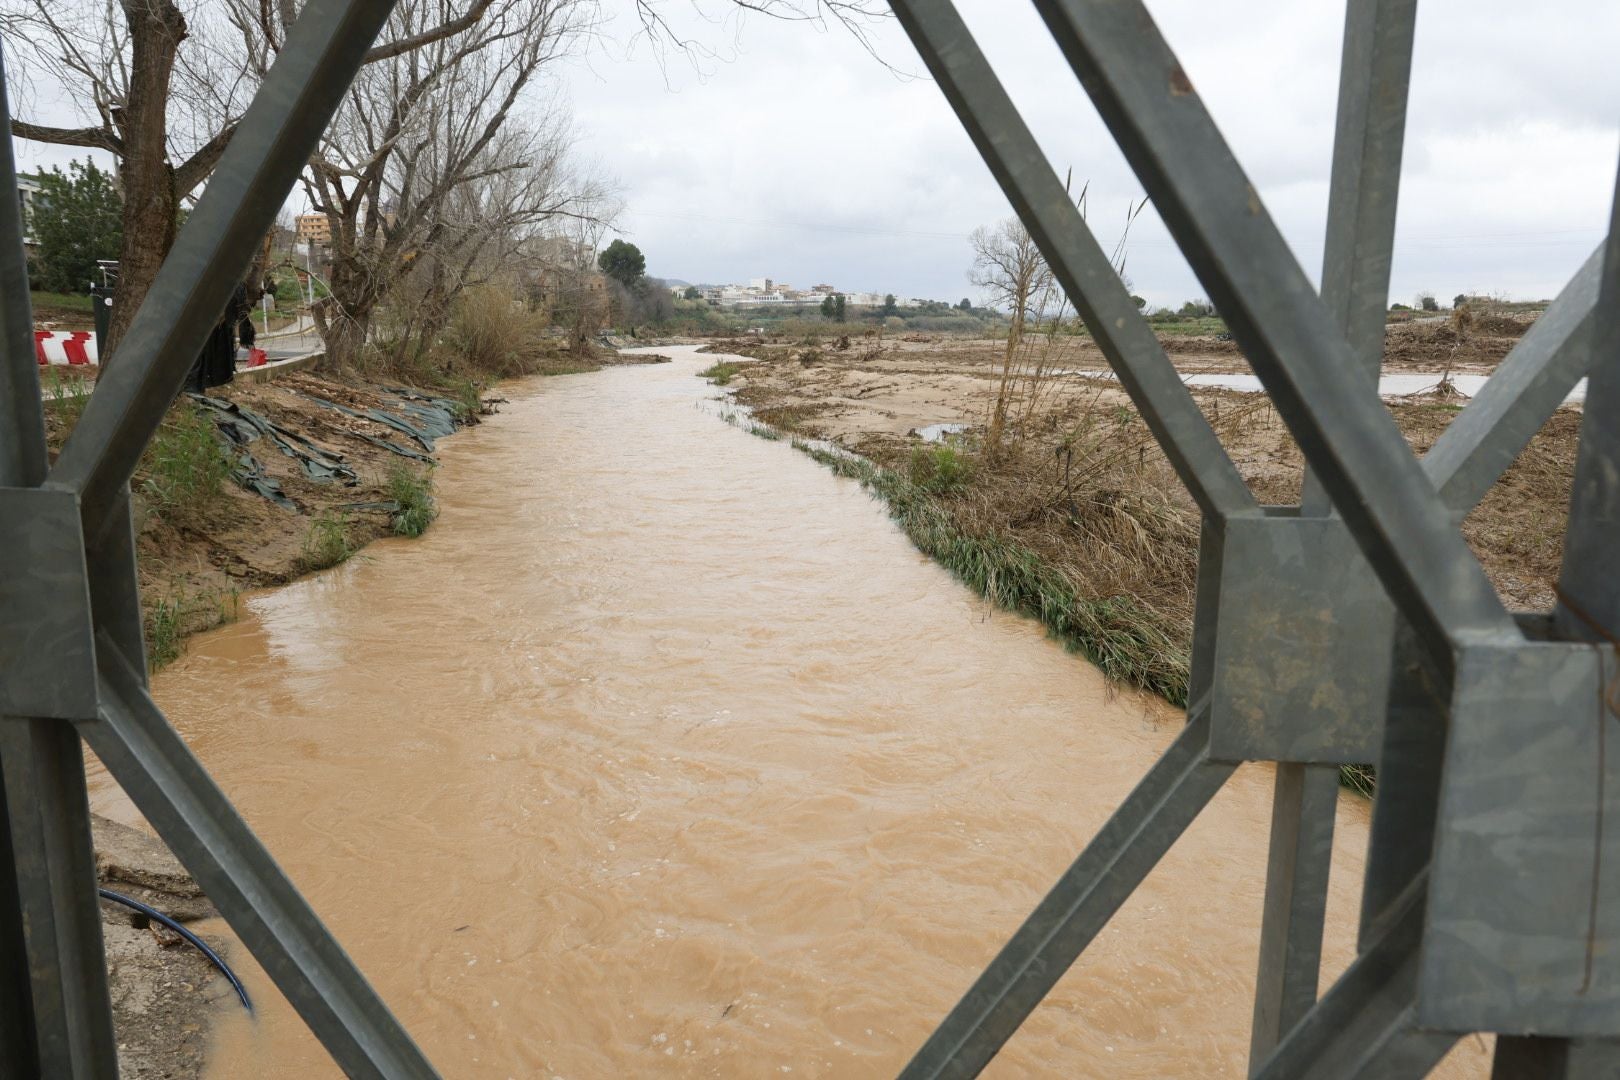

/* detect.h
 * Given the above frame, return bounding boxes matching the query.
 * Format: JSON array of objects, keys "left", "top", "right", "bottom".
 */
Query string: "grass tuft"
[
  {"left": 699, "top": 361, "right": 741, "bottom": 385},
  {"left": 908, "top": 443, "right": 974, "bottom": 494},
  {"left": 139, "top": 405, "right": 234, "bottom": 524},
  {"left": 300, "top": 511, "right": 355, "bottom": 572},
  {"left": 143, "top": 587, "right": 240, "bottom": 674},
  {"left": 387, "top": 463, "right": 438, "bottom": 537}
]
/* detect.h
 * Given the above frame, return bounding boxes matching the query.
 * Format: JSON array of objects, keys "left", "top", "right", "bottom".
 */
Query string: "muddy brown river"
[{"left": 87, "top": 346, "right": 1488, "bottom": 1077}]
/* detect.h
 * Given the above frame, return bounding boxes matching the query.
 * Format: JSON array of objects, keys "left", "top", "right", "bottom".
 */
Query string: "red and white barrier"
[{"left": 35, "top": 331, "right": 98, "bottom": 366}]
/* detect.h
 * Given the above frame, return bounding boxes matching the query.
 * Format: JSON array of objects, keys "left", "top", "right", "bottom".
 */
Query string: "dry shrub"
[{"left": 445, "top": 285, "right": 550, "bottom": 378}]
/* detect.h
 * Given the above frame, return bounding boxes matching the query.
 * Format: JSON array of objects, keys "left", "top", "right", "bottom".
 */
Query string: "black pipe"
[{"left": 98, "top": 888, "right": 252, "bottom": 1012}]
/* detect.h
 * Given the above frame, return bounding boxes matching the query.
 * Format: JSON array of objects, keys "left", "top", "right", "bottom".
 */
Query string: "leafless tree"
[
  {"left": 1, "top": 0, "right": 501, "bottom": 349},
  {"left": 376, "top": 115, "right": 614, "bottom": 367},
  {"left": 1, "top": 0, "right": 888, "bottom": 352},
  {"left": 294, "top": 0, "right": 605, "bottom": 367},
  {"left": 970, "top": 217, "right": 1052, "bottom": 448}
]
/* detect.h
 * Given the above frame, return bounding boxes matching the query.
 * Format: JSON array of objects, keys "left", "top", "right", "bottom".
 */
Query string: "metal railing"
[{"left": 1, "top": 0, "right": 1615, "bottom": 1076}]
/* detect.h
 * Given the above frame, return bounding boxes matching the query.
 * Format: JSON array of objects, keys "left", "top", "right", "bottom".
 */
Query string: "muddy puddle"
[{"left": 87, "top": 345, "right": 1488, "bottom": 1077}]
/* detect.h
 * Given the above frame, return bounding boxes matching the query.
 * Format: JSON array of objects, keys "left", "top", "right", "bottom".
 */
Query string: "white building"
[{"left": 17, "top": 176, "right": 42, "bottom": 249}]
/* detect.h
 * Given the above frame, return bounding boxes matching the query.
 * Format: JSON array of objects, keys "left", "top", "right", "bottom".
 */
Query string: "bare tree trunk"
[{"left": 106, "top": 0, "right": 187, "bottom": 355}]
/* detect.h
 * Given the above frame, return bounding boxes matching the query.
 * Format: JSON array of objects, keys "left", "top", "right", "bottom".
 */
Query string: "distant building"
[
  {"left": 295, "top": 213, "right": 332, "bottom": 247},
  {"left": 16, "top": 176, "right": 41, "bottom": 249}
]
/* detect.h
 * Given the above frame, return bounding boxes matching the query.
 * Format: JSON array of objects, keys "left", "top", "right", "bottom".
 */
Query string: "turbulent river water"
[{"left": 86, "top": 345, "right": 1487, "bottom": 1077}]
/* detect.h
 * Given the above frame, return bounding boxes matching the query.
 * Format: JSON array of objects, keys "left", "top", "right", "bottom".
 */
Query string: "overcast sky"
[
  {"left": 11, "top": 1, "right": 1619, "bottom": 311},
  {"left": 556, "top": 0, "right": 1620, "bottom": 309}
]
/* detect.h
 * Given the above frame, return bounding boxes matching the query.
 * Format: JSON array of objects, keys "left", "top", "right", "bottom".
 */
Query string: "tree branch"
[
  {"left": 174, "top": 120, "right": 240, "bottom": 194},
  {"left": 363, "top": 0, "right": 498, "bottom": 64},
  {"left": 10, "top": 119, "right": 122, "bottom": 154}
]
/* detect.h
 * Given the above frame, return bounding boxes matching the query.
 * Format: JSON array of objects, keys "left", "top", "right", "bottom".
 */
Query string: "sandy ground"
[
  {"left": 716, "top": 320, "right": 1572, "bottom": 613},
  {"left": 92, "top": 814, "right": 236, "bottom": 1079}
]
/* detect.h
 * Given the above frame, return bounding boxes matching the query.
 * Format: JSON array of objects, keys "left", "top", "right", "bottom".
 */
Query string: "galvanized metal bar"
[
  {"left": 0, "top": 783, "right": 31, "bottom": 1071},
  {"left": 1251, "top": 5, "right": 1414, "bottom": 1063},
  {"left": 898, "top": 709, "right": 1235, "bottom": 1079},
  {"left": 1553, "top": 162, "right": 1620, "bottom": 640},
  {"left": 1357, "top": 619, "right": 1447, "bottom": 947},
  {"left": 1517, "top": 145, "right": 1620, "bottom": 1080},
  {"left": 1029, "top": 0, "right": 1516, "bottom": 657},
  {"left": 886, "top": 0, "right": 1257, "bottom": 521},
  {"left": 0, "top": 723, "right": 121, "bottom": 1077},
  {"left": 1254, "top": 878, "right": 1456, "bottom": 1080},
  {"left": 1425, "top": 243, "right": 1602, "bottom": 514},
  {"left": 50, "top": 0, "right": 400, "bottom": 539},
  {"left": 1492, "top": 1037, "right": 1620, "bottom": 1079},
  {"left": 0, "top": 42, "right": 120, "bottom": 1079},
  {"left": 1300, "top": 0, "right": 1416, "bottom": 516},
  {"left": 0, "top": 37, "right": 46, "bottom": 1074},
  {"left": 1247, "top": 761, "right": 1338, "bottom": 1073},
  {"left": 83, "top": 634, "right": 441, "bottom": 1079}
]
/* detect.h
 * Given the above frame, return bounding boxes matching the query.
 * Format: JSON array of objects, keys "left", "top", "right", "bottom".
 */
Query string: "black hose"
[{"left": 98, "top": 888, "right": 252, "bottom": 1012}]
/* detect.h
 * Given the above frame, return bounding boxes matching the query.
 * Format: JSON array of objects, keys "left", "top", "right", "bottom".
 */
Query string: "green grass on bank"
[
  {"left": 31, "top": 290, "right": 95, "bottom": 312},
  {"left": 699, "top": 360, "right": 741, "bottom": 385}
]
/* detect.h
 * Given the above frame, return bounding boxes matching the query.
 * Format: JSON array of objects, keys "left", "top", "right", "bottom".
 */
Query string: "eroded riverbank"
[{"left": 89, "top": 346, "right": 1488, "bottom": 1077}]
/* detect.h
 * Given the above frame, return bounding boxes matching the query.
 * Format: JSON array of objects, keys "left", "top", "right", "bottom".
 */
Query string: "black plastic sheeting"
[
  {"left": 190, "top": 393, "right": 360, "bottom": 487},
  {"left": 186, "top": 387, "right": 460, "bottom": 509},
  {"left": 299, "top": 391, "right": 452, "bottom": 459},
  {"left": 227, "top": 451, "right": 296, "bottom": 510}
]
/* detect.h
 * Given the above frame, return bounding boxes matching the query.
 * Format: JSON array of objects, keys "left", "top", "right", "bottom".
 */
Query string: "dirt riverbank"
[{"left": 706, "top": 323, "right": 1575, "bottom": 715}]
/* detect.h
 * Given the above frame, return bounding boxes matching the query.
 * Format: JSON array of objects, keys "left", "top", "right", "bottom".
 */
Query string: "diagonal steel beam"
[
  {"left": 83, "top": 634, "right": 440, "bottom": 1078},
  {"left": 1425, "top": 242, "right": 1602, "bottom": 515},
  {"left": 1516, "top": 149, "right": 1620, "bottom": 1080},
  {"left": 1551, "top": 162, "right": 1620, "bottom": 639},
  {"left": 1254, "top": 876, "right": 1457, "bottom": 1080},
  {"left": 0, "top": 42, "right": 120, "bottom": 1078},
  {"left": 50, "top": 0, "right": 400, "bottom": 540},
  {"left": 897, "top": 709, "right": 1235, "bottom": 1079},
  {"left": 886, "top": 0, "right": 1256, "bottom": 522},
  {"left": 1029, "top": 0, "right": 1516, "bottom": 659}
]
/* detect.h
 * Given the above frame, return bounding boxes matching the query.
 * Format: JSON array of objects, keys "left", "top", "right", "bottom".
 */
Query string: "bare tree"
[
  {"left": 295, "top": 0, "right": 603, "bottom": 367},
  {"left": 378, "top": 116, "right": 614, "bottom": 367},
  {"left": 969, "top": 191, "right": 1147, "bottom": 452},
  {"left": 970, "top": 217, "right": 1052, "bottom": 449},
  {"left": 1, "top": 0, "right": 501, "bottom": 349}
]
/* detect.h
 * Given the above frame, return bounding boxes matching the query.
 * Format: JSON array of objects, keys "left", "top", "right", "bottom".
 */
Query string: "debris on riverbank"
[
  {"left": 42, "top": 370, "right": 479, "bottom": 672},
  {"left": 702, "top": 327, "right": 1576, "bottom": 720}
]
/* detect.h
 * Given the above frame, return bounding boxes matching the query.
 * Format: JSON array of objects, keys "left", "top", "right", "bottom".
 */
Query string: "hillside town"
[{"left": 687, "top": 277, "right": 935, "bottom": 308}]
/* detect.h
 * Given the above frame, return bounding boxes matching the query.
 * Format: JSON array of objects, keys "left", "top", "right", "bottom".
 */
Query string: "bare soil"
[{"left": 93, "top": 814, "right": 234, "bottom": 1080}]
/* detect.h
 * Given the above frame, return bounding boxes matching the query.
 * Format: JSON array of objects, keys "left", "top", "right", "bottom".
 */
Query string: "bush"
[
  {"left": 699, "top": 361, "right": 741, "bottom": 385},
  {"left": 447, "top": 285, "right": 548, "bottom": 377},
  {"left": 300, "top": 511, "right": 354, "bottom": 571},
  {"left": 388, "top": 464, "right": 437, "bottom": 537},
  {"left": 908, "top": 443, "right": 974, "bottom": 494},
  {"left": 139, "top": 405, "right": 233, "bottom": 523}
]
